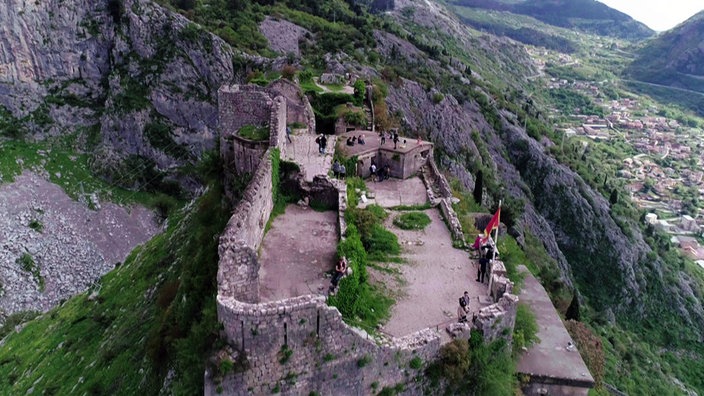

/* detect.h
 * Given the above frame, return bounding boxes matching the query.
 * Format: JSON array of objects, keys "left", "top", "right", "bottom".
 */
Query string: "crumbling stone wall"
[
  {"left": 422, "top": 157, "right": 465, "bottom": 244},
  {"left": 474, "top": 293, "right": 519, "bottom": 343},
  {"left": 266, "top": 79, "right": 316, "bottom": 135},
  {"left": 217, "top": 149, "right": 275, "bottom": 303}
]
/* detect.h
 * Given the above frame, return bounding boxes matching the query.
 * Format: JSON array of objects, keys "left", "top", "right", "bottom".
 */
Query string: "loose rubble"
[{"left": 0, "top": 172, "right": 160, "bottom": 325}]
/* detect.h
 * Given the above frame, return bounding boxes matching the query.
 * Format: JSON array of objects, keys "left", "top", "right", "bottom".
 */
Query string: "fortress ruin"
[{"left": 207, "top": 81, "right": 521, "bottom": 395}]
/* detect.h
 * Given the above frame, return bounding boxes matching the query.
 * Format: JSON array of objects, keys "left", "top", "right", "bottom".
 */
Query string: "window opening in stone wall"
[
  {"left": 316, "top": 310, "right": 320, "bottom": 337},
  {"left": 284, "top": 322, "right": 288, "bottom": 346}
]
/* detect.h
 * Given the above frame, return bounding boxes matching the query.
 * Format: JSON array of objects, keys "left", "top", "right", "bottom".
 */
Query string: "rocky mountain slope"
[
  {"left": 626, "top": 11, "right": 704, "bottom": 96},
  {"left": 0, "top": 0, "right": 235, "bottom": 193},
  {"left": 451, "top": 0, "right": 653, "bottom": 40}
]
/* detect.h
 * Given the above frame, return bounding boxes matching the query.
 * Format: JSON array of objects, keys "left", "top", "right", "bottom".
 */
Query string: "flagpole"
[{"left": 493, "top": 200, "right": 501, "bottom": 261}]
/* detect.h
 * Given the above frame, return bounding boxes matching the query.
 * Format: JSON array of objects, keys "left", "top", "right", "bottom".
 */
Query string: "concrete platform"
[
  {"left": 516, "top": 266, "right": 595, "bottom": 395},
  {"left": 258, "top": 205, "right": 338, "bottom": 302},
  {"left": 361, "top": 177, "right": 428, "bottom": 208}
]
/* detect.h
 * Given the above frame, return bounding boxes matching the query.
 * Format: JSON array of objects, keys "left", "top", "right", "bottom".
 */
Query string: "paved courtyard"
[
  {"left": 282, "top": 129, "right": 334, "bottom": 182},
  {"left": 375, "top": 208, "right": 490, "bottom": 339},
  {"left": 258, "top": 205, "right": 338, "bottom": 302}
]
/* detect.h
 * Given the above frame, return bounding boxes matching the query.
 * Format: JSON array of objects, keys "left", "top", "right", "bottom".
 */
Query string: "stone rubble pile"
[{"left": 0, "top": 173, "right": 159, "bottom": 325}]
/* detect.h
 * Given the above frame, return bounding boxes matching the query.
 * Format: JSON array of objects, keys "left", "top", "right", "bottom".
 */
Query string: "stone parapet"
[{"left": 474, "top": 293, "right": 519, "bottom": 343}]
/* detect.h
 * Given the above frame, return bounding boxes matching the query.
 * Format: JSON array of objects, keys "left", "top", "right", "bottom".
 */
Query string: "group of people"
[
  {"left": 379, "top": 130, "right": 401, "bottom": 149},
  {"left": 346, "top": 135, "right": 366, "bottom": 146},
  {"left": 332, "top": 160, "right": 347, "bottom": 179},
  {"left": 369, "top": 161, "right": 390, "bottom": 182},
  {"left": 457, "top": 234, "right": 499, "bottom": 322}
]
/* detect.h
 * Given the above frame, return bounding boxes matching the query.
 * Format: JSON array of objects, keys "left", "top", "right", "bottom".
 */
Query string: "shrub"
[
  {"left": 393, "top": 211, "right": 431, "bottom": 230},
  {"left": 357, "top": 355, "right": 372, "bottom": 367},
  {"left": 28, "top": 219, "right": 44, "bottom": 232},
  {"left": 282, "top": 65, "right": 297, "bottom": 80},
  {"left": 238, "top": 125, "right": 270, "bottom": 141},
  {"left": 426, "top": 331, "right": 515, "bottom": 395},
  {"left": 409, "top": 356, "right": 423, "bottom": 369},
  {"left": 513, "top": 303, "right": 539, "bottom": 356},
  {"left": 432, "top": 92, "right": 445, "bottom": 104},
  {"left": 278, "top": 345, "right": 293, "bottom": 364},
  {"left": 343, "top": 110, "right": 367, "bottom": 126}
]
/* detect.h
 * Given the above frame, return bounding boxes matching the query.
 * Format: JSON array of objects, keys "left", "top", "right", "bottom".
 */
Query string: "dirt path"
[{"left": 0, "top": 172, "right": 160, "bottom": 320}]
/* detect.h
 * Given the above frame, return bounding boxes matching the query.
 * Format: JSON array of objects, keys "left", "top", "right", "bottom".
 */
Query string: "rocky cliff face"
[{"left": 0, "top": 0, "right": 235, "bottom": 191}]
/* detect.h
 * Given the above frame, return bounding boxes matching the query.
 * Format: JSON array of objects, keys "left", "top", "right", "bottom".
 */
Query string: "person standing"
[
  {"left": 319, "top": 134, "right": 327, "bottom": 154},
  {"left": 393, "top": 131, "right": 399, "bottom": 149},
  {"left": 286, "top": 126, "right": 292, "bottom": 143},
  {"left": 370, "top": 162, "right": 377, "bottom": 182},
  {"left": 477, "top": 256, "right": 489, "bottom": 283},
  {"left": 457, "top": 291, "right": 471, "bottom": 322}
]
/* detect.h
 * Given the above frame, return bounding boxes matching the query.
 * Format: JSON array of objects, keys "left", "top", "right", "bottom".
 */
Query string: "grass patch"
[
  {"left": 0, "top": 139, "right": 176, "bottom": 209},
  {"left": 238, "top": 125, "right": 270, "bottom": 141},
  {"left": 512, "top": 303, "right": 539, "bottom": 357},
  {"left": 328, "top": 223, "right": 393, "bottom": 333},
  {"left": 388, "top": 203, "right": 433, "bottom": 211},
  {"left": 393, "top": 211, "right": 431, "bottom": 230}
]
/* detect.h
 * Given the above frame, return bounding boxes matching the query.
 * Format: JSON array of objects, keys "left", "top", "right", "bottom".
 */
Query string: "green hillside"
[{"left": 0, "top": 158, "right": 229, "bottom": 394}]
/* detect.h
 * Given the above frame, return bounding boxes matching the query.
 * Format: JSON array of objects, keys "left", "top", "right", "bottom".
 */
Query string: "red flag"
[{"left": 484, "top": 207, "right": 501, "bottom": 237}]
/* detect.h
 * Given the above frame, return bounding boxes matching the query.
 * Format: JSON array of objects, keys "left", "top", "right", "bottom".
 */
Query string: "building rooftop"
[{"left": 336, "top": 130, "right": 432, "bottom": 158}]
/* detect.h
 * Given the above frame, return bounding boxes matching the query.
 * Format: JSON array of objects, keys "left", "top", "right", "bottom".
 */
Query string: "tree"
[
  {"left": 609, "top": 189, "right": 618, "bottom": 205},
  {"left": 566, "top": 293, "right": 580, "bottom": 321},
  {"left": 473, "top": 170, "right": 484, "bottom": 205}
]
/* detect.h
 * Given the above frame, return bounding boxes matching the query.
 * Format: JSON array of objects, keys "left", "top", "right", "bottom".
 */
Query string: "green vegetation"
[
  {"left": 392, "top": 211, "right": 431, "bottom": 230},
  {"left": 238, "top": 125, "right": 270, "bottom": 141},
  {"left": 28, "top": 219, "right": 44, "bottom": 232},
  {"left": 328, "top": 180, "right": 397, "bottom": 333},
  {"left": 512, "top": 303, "right": 539, "bottom": 357},
  {"left": 327, "top": 222, "right": 393, "bottom": 333},
  {"left": 144, "top": 119, "right": 191, "bottom": 159},
  {"left": 425, "top": 330, "right": 515, "bottom": 395},
  {"left": 16, "top": 253, "right": 44, "bottom": 291},
  {"left": 409, "top": 356, "right": 423, "bottom": 370},
  {"left": 548, "top": 88, "right": 604, "bottom": 117},
  {"left": 0, "top": 138, "right": 179, "bottom": 210},
  {"left": 0, "top": 156, "right": 231, "bottom": 394}
]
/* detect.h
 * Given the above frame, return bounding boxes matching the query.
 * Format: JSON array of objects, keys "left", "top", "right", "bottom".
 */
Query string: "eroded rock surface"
[{"left": 0, "top": 172, "right": 159, "bottom": 323}]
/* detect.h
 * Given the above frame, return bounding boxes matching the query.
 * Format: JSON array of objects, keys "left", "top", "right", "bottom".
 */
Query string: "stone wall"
[
  {"left": 217, "top": 149, "right": 275, "bottom": 303},
  {"left": 219, "top": 85, "right": 274, "bottom": 136},
  {"left": 422, "top": 157, "right": 465, "bottom": 244},
  {"left": 266, "top": 79, "right": 316, "bottom": 135},
  {"left": 268, "top": 96, "right": 288, "bottom": 160},
  {"left": 427, "top": 156, "right": 453, "bottom": 198},
  {"left": 212, "top": 295, "right": 440, "bottom": 395},
  {"left": 474, "top": 293, "right": 519, "bottom": 343}
]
